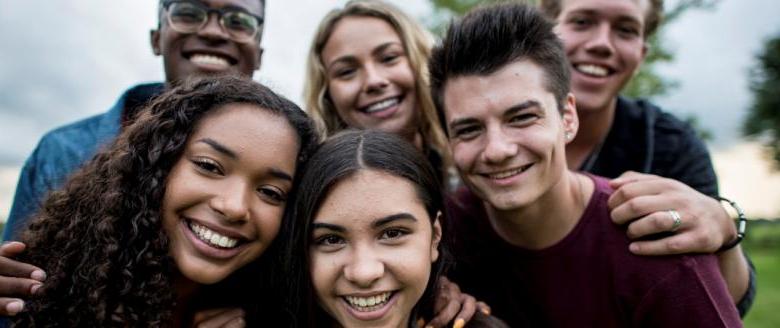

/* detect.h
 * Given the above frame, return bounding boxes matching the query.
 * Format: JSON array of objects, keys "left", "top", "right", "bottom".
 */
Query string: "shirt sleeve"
[
  {"left": 633, "top": 255, "right": 742, "bottom": 328},
  {"left": 3, "top": 145, "right": 48, "bottom": 241}
]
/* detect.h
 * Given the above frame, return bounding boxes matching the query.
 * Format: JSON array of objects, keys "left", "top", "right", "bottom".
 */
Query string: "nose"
[
  {"left": 482, "top": 126, "right": 517, "bottom": 164},
  {"left": 584, "top": 23, "right": 614, "bottom": 58},
  {"left": 343, "top": 245, "right": 384, "bottom": 288},
  {"left": 198, "top": 12, "right": 230, "bottom": 41},
  {"left": 362, "top": 63, "right": 390, "bottom": 95},
  {"left": 209, "top": 179, "right": 250, "bottom": 223}
]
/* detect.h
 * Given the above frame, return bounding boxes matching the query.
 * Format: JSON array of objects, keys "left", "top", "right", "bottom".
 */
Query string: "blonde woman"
[{"left": 304, "top": 0, "right": 449, "bottom": 179}]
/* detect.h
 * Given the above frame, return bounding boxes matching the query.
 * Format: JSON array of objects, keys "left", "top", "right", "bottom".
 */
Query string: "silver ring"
[{"left": 667, "top": 210, "right": 682, "bottom": 232}]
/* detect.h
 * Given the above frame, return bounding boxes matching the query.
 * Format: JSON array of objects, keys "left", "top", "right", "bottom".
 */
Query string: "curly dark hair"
[
  {"left": 281, "top": 129, "right": 452, "bottom": 328},
  {"left": 13, "top": 76, "right": 319, "bottom": 327}
]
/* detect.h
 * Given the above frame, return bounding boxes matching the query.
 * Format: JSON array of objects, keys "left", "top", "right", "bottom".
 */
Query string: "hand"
[
  {"left": 192, "top": 308, "right": 245, "bottom": 328},
  {"left": 424, "top": 276, "right": 490, "bottom": 328},
  {"left": 607, "top": 171, "right": 735, "bottom": 255},
  {"left": 0, "top": 242, "right": 47, "bottom": 316}
]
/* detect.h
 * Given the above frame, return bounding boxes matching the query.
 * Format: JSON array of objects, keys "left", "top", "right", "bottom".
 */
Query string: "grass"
[{"left": 742, "top": 220, "right": 780, "bottom": 327}]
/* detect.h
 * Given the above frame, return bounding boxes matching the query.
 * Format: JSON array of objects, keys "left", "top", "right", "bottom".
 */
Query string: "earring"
[{"left": 565, "top": 132, "right": 573, "bottom": 140}]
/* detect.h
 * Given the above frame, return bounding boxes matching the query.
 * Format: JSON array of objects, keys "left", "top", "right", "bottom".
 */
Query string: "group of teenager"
[{"left": 0, "top": 0, "right": 755, "bottom": 326}]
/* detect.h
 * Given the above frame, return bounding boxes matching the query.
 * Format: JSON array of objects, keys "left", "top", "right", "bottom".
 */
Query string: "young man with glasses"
[{"left": 0, "top": 0, "right": 265, "bottom": 316}]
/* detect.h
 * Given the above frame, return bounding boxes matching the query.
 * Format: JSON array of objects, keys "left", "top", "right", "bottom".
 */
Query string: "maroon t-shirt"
[{"left": 446, "top": 176, "right": 741, "bottom": 327}]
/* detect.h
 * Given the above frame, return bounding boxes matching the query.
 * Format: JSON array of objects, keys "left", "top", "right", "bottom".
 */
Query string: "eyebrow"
[
  {"left": 448, "top": 100, "right": 540, "bottom": 130},
  {"left": 312, "top": 213, "right": 418, "bottom": 233},
  {"left": 196, "top": 138, "right": 293, "bottom": 181},
  {"left": 327, "top": 42, "right": 401, "bottom": 71},
  {"left": 197, "top": 138, "right": 236, "bottom": 159}
]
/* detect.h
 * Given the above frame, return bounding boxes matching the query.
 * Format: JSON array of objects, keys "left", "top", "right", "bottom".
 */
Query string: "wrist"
[{"left": 716, "top": 196, "right": 747, "bottom": 253}]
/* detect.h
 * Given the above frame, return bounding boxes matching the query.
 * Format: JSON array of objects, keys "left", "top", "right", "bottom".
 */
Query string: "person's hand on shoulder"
[
  {"left": 0, "top": 241, "right": 46, "bottom": 316},
  {"left": 423, "top": 276, "right": 491, "bottom": 328},
  {"left": 191, "top": 308, "right": 245, "bottom": 328},
  {"left": 607, "top": 171, "right": 736, "bottom": 255}
]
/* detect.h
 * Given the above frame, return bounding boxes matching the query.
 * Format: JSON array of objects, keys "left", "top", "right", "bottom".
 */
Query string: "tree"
[{"left": 743, "top": 31, "right": 780, "bottom": 169}]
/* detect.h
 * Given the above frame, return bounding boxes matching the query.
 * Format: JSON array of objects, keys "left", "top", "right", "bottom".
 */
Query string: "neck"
[
  {"left": 484, "top": 171, "right": 593, "bottom": 250},
  {"left": 171, "top": 273, "right": 201, "bottom": 327},
  {"left": 566, "top": 98, "right": 617, "bottom": 169}
]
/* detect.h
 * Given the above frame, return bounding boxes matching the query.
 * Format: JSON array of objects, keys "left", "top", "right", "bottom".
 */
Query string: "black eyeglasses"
[{"left": 162, "top": 0, "right": 264, "bottom": 43}]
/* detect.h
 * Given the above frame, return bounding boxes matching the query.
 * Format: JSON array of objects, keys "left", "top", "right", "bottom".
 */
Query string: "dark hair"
[
  {"left": 14, "top": 76, "right": 318, "bottom": 327},
  {"left": 281, "top": 129, "right": 451, "bottom": 327},
  {"left": 429, "top": 2, "right": 570, "bottom": 136},
  {"left": 539, "top": 0, "right": 664, "bottom": 38}
]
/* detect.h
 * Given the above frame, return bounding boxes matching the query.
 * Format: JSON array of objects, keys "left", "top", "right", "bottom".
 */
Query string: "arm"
[
  {"left": 424, "top": 276, "right": 490, "bottom": 328},
  {"left": 635, "top": 255, "right": 741, "bottom": 328},
  {"left": 607, "top": 172, "right": 750, "bottom": 312}
]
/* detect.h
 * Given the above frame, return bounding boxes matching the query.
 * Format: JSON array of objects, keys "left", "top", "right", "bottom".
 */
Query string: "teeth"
[
  {"left": 364, "top": 97, "right": 400, "bottom": 113},
  {"left": 190, "top": 54, "right": 230, "bottom": 68},
  {"left": 189, "top": 222, "right": 239, "bottom": 249},
  {"left": 488, "top": 166, "right": 527, "bottom": 179},
  {"left": 576, "top": 64, "right": 609, "bottom": 77},
  {"left": 344, "top": 292, "right": 392, "bottom": 311}
]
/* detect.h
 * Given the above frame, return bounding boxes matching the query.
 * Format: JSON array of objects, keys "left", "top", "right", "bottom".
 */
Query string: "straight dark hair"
[
  {"left": 429, "top": 2, "right": 571, "bottom": 136},
  {"left": 281, "top": 129, "right": 451, "bottom": 327}
]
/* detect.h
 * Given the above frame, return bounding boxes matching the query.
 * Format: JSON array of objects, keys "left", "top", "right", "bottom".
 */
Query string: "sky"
[{"left": 1, "top": 0, "right": 779, "bottom": 217}]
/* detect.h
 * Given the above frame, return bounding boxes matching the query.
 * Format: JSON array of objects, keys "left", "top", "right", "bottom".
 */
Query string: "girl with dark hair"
[
  {"left": 282, "top": 130, "right": 507, "bottom": 328},
  {"left": 11, "top": 76, "right": 319, "bottom": 327}
]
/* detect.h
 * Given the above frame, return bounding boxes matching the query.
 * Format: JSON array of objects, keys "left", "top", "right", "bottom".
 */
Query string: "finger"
[
  {"left": 625, "top": 211, "right": 683, "bottom": 239},
  {"left": 608, "top": 171, "right": 655, "bottom": 188},
  {"left": 455, "top": 294, "right": 477, "bottom": 323},
  {"left": 427, "top": 296, "right": 462, "bottom": 328},
  {"left": 222, "top": 316, "right": 246, "bottom": 328},
  {"left": 607, "top": 179, "right": 673, "bottom": 211},
  {"left": 0, "top": 242, "right": 26, "bottom": 257},
  {"left": 194, "top": 308, "right": 244, "bottom": 328},
  {"left": 0, "top": 257, "right": 46, "bottom": 281},
  {"left": 628, "top": 233, "right": 701, "bottom": 256},
  {"left": 0, "top": 275, "right": 43, "bottom": 298},
  {"left": 0, "top": 298, "right": 25, "bottom": 316},
  {"left": 476, "top": 301, "right": 491, "bottom": 315}
]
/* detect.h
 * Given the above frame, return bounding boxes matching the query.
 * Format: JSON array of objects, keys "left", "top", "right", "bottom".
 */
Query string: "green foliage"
[
  {"left": 743, "top": 31, "right": 780, "bottom": 169},
  {"left": 742, "top": 220, "right": 780, "bottom": 327}
]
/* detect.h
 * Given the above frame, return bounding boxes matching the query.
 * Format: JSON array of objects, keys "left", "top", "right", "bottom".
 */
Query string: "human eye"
[
  {"left": 380, "top": 52, "right": 402, "bottom": 64},
  {"left": 616, "top": 24, "right": 640, "bottom": 38},
  {"left": 257, "top": 185, "right": 286, "bottom": 205},
  {"left": 313, "top": 234, "right": 346, "bottom": 250},
  {"left": 223, "top": 11, "right": 258, "bottom": 33},
  {"left": 509, "top": 113, "right": 538, "bottom": 125},
  {"left": 379, "top": 228, "right": 409, "bottom": 241},
  {"left": 567, "top": 15, "right": 592, "bottom": 29},
  {"left": 170, "top": 2, "right": 205, "bottom": 24},
  {"left": 452, "top": 124, "right": 482, "bottom": 140},
  {"left": 191, "top": 158, "right": 223, "bottom": 175}
]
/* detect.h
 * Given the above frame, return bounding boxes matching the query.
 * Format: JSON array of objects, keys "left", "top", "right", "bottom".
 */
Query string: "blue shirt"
[{"left": 3, "top": 83, "right": 164, "bottom": 241}]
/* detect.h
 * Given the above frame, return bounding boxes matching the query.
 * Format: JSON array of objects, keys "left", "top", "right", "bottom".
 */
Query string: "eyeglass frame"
[{"left": 161, "top": 0, "right": 265, "bottom": 43}]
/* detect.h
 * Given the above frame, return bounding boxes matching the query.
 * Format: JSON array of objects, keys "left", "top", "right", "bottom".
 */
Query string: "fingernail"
[
  {"left": 425, "top": 325, "right": 434, "bottom": 328},
  {"left": 453, "top": 318, "right": 465, "bottom": 328},
  {"left": 31, "top": 270, "right": 46, "bottom": 281},
  {"left": 30, "top": 283, "right": 42, "bottom": 295},
  {"left": 481, "top": 307, "right": 491, "bottom": 315},
  {"left": 416, "top": 318, "right": 425, "bottom": 328},
  {"left": 6, "top": 300, "right": 24, "bottom": 315}
]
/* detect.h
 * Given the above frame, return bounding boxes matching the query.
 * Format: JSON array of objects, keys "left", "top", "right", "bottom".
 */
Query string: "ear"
[
  {"left": 430, "top": 212, "right": 443, "bottom": 262},
  {"left": 150, "top": 29, "right": 161, "bottom": 56},
  {"left": 254, "top": 46, "right": 264, "bottom": 70},
  {"left": 562, "top": 93, "right": 579, "bottom": 144}
]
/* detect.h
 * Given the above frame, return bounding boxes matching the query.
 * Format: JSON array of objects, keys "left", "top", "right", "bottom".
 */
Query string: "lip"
[
  {"left": 179, "top": 217, "right": 250, "bottom": 260},
  {"left": 478, "top": 163, "right": 534, "bottom": 186},
  {"left": 340, "top": 291, "right": 398, "bottom": 322},
  {"left": 358, "top": 95, "right": 403, "bottom": 119}
]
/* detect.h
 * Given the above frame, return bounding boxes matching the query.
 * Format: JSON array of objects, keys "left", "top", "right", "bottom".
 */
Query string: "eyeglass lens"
[{"left": 168, "top": 2, "right": 259, "bottom": 42}]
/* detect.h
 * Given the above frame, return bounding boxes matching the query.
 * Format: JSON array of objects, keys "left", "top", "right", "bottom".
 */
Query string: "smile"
[
  {"left": 188, "top": 221, "right": 240, "bottom": 249},
  {"left": 361, "top": 96, "right": 401, "bottom": 114},
  {"left": 343, "top": 291, "right": 394, "bottom": 312},
  {"left": 574, "top": 64, "right": 612, "bottom": 77},
  {"left": 483, "top": 163, "right": 534, "bottom": 180}
]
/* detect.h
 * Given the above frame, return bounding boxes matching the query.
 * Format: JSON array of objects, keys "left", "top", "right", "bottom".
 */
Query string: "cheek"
[
  {"left": 309, "top": 252, "right": 338, "bottom": 297},
  {"left": 329, "top": 81, "right": 360, "bottom": 114},
  {"left": 452, "top": 143, "right": 478, "bottom": 171}
]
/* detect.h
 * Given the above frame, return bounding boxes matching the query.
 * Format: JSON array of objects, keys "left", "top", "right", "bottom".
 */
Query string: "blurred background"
[{"left": 0, "top": 0, "right": 778, "bottom": 325}]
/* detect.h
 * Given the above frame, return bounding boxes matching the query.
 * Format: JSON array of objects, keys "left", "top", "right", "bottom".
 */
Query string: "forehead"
[
  {"left": 314, "top": 170, "right": 426, "bottom": 225},
  {"left": 443, "top": 60, "right": 557, "bottom": 121},
  {"left": 195, "top": 0, "right": 264, "bottom": 14},
  {"left": 190, "top": 104, "right": 298, "bottom": 167},
  {"left": 322, "top": 16, "right": 401, "bottom": 62},
  {"left": 559, "top": 0, "right": 649, "bottom": 23}
]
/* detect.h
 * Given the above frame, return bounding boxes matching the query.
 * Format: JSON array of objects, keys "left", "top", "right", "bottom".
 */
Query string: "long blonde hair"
[{"left": 303, "top": 0, "right": 448, "bottom": 162}]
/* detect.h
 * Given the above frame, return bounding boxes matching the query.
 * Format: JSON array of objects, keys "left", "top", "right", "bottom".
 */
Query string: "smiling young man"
[
  {"left": 539, "top": 0, "right": 753, "bottom": 315},
  {"left": 429, "top": 3, "right": 741, "bottom": 326},
  {"left": 0, "top": 0, "right": 265, "bottom": 317}
]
